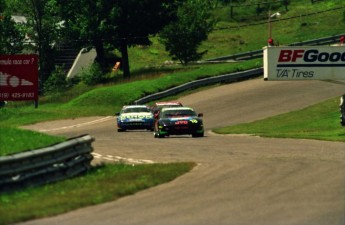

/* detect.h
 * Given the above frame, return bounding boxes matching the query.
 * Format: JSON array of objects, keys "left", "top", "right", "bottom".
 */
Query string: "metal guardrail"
[
  {"left": 2, "top": 35, "right": 342, "bottom": 193},
  {"left": 134, "top": 34, "right": 344, "bottom": 104},
  {"left": 135, "top": 68, "right": 263, "bottom": 104},
  {"left": 206, "top": 34, "right": 345, "bottom": 62},
  {"left": 0, "top": 134, "right": 94, "bottom": 193},
  {"left": 206, "top": 49, "right": 263, "bottom": 61},
  {"left": 288, "top": 34, "right": 345, "bottom": 46}
]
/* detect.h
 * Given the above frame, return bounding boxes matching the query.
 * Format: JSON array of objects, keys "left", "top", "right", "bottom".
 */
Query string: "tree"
[
  {"left": 159, "top": 0, "right": 215, "bottom": 65},
  {"left": 57, "top": 0, "right": 118, "bottom": 69},
  {"left": 113, "top": 0, "right": 179, "bottom": 78},
  {"left": 8, "top": 0, "right": 63, "bottom": 85},
  {"left": 0, "top": 2, "right": 25, "bottom": 54},
  {"left": 59, "top": 0, "right": 179, "bottom": 79}
]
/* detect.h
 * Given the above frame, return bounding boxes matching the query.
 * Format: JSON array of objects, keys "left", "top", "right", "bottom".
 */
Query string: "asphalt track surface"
[{"left": 20, "top": 77, "right": 345, "bottom": 225}]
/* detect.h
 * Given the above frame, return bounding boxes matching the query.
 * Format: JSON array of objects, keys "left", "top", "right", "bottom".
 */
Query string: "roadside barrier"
[
  {"left": 0, "top": 134, "right": 94, "bottom": 193},
  {"left": 206, "top": 34, "right": 345, "bottom": 62},
  {"left": 134, "top": 34, "right": 344, "bottom": 105},
  {"left": 2, "top": 34, "right": 343, "bottom": 192},
  {"left": 135, "top": 68, "right": 263, "bottom": 104}
]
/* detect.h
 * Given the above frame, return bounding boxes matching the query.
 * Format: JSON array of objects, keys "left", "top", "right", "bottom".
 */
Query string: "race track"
[{"left": 20, "top": 77, "right": 345, "bottom": 225}]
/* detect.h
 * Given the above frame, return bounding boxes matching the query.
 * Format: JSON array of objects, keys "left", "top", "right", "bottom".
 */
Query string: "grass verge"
[
  {"left": 0, "top": 60, "right": 261, "bottom": 155},
  {"left": 0, "top": 1, "right": 344, "bottom": 223},
  {"left": 0, "top": 162, "right": 196, "bottom": 225},
  {"left": 0, "top": 127, "right": 65, "bottom": 156},
  {"left": 213, "top": 97, "right": 345, "bottom": 142}
]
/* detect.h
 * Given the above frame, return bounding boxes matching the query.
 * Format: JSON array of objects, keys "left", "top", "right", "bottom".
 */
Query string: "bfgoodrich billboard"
[{"left": 264, "top": 46, "right": 345, "bottom": 80}]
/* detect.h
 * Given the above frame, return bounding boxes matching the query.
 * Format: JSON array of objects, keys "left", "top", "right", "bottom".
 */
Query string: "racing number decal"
[
  {"left": 190, "top": 119, "right": 198, "bottom": 123},
  {"left": 175, "top": 121, "right": 188, "bottom": 125}
]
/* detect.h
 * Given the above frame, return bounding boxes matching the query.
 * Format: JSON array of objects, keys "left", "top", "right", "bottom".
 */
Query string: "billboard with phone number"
[
  {"left": 264, "top": 46, "right": 345, "bottom": 80},
  {"left": 0, "top": 54, "right": 38, "bottom": 101}
]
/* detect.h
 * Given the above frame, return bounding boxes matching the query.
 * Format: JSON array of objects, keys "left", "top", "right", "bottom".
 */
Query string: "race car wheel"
[
  {"left": 157, "top": 131, "right": 165, "bottom": 138},
  {"left": 192, "top": 132, "right": 204, "bottom": 138},
  {"left": 154, "top": 124, "right": 164, "bottom": 138},
  {"left": 117, "top": 128, "right": 126, "bottom": 132},
  {"left": 154, "top": 129, "right": 165, "bottom": 138}
]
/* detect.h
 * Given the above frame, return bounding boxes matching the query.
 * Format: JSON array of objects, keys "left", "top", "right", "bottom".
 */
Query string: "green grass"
[
  {"left": 0, "top": 127, "right": 65, "bottom": 156},
  {"left": 126, "top": 0, "right": 345, "bottom": 65},
  {"left": 0, "top": 162, "right": 196, "bottom": 225},
  {"left": 0, "top": 60, "right": 260, "bottom": 128},
  {"left": 213, "top": 97, "right": 345, "bottom": 142},
  {"left": 0, "top": 1, "right": 344, "bottom": 223},
  {"left": 1, "top": 59, "right": 259, "bottom": 155}
]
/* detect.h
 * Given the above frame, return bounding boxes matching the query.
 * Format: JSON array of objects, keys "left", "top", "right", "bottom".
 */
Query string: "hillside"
[
  {"left": 1, "top": 0, "right": 344, "bottom": 157},
  {"left": 128, "top": 0, "right": 345, "bottom": 71}
]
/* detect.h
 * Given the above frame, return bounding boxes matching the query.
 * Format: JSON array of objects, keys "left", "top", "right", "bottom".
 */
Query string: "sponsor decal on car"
[{"left": 120, "top": 114, "right": 153, "bottom": 120}]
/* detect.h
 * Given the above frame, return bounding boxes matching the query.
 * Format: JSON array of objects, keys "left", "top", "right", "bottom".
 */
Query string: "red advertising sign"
[{"left": 0, "top": 54, "right": 38, "bottom": 101}]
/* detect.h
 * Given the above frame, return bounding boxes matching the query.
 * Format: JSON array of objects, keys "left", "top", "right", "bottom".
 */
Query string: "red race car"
[{"left": 151, "top": 101, "right": 183, "bottom": 118}]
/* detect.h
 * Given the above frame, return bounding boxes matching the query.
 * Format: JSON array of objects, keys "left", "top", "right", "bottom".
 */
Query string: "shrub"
[
  {"left": 79, "top": 63, "right": 105, "bottom": 85},
  {"left": 44, "top": 66, "right": 67, "bottom": 94}
]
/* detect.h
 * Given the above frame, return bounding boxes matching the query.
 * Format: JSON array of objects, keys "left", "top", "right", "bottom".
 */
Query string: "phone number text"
[{"left": 0, "top": 92, "right": 35, "bottom": 99}]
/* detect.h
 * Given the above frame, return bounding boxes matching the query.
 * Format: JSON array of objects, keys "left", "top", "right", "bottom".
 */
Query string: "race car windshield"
[
  {"left": 161, "top": 110, "right": 196, "bottom": 118},
  {"left": 154, "top": 104, "right": 181, "bottom": 112},
  {"left": 159, "top": 104, "right": 181, "bottom": 109},
  {"left": 122, "top": 107, "right": 150, "bottom": 113}
]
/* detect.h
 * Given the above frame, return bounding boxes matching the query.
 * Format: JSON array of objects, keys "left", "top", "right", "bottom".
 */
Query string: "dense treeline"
[
  {"left": 0, "top": 0, "right": 342, "bottom": 93},
  {"left": 0, "top": 0, "right": 216, "bottom": 87}
]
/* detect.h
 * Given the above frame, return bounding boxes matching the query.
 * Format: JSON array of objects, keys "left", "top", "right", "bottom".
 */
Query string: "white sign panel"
[{"left": 263, "top": 46, "right": 345, "bottom": 80}]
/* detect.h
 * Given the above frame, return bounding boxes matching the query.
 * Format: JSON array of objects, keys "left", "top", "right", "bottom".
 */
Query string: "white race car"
[{"left": 116, "top": 105, "right": 154, "bottom": 132}]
